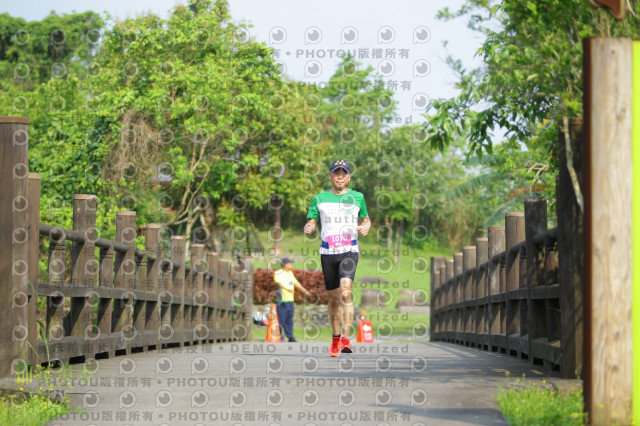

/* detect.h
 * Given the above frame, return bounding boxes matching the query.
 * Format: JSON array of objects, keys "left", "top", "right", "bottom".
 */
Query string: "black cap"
[
  {"left": 281, "top": 258, "right": 294, "bottom": 265},
  {"left": 330, "top": 159, "right": 351, "bottom": 173}
]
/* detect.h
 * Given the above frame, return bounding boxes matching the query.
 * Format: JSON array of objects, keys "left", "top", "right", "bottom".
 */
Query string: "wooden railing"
[
  {"left": 430, "top": 120, "right": 584, "bottom": 378},
  {"left": 0, "top": 117, "right": 253, "bottom": 376},
  {"left": 430, "top": 197, "right": 565, "bottom": 371}
]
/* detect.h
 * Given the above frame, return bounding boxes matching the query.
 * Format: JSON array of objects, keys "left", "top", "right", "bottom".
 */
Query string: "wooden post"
[
  {"left": 437, "top": 257, "right": 447, "bottom": 337},
  {"left": 145, "top": 225, "right": 162, "bottom": 348},
  {"left": 558, "top": 119, "right": 584, "bottom": 379},
  {"left": 446, "top": 259, "right": 454, "bottom": 307},
  {"left": 462, "top": 246, "right": 476, "bottom": 342},
  {"left": 453, "top": 252, "right": 463, "bottom": 336},
  {"left": 218, "top": 258, "right": 230, "bottom": 341},
  {"left": 70, "top": 195, "right": 97, "bottom": 343},
  {"left": 488, "top": 227, "right": 505, "bottom": 350},
  {"left": 184, "top": 255, "right": 194, "bottom": 344},
  {"left": 206, "top": 252, "right": 218, "bottom": 343},
  {"left": 0, "top": 117, "right": 30, "bottom": 376},
  {"left": 524, "top": 197, "right": 547, "bottom": 363},
  {"left": 505, "top": 212, "right": 525, "bottom": 354},
  {"left": 191, "top": 244, "right": 206, "bottom": 342},
  {"left": 134, "top": 248, "right": 147, "bottom": 350},
  {"left": 170, "top": 236, "right": 186, "bottom": 346},
  {"left": 476, "top": 238, "right": 489, "bottom": 346},
  {"left": 488, "top": 227, "right": 505, "bottom": 296},
  {"left": 114, "top": 211, "right": 136, "bottom": 353},
  {"left": 47, "top": 226, "right": 66, "bottom": 346},
  {"left": 430, "top": 256, "right": 435, "bottom": 334},
  {"left": 505, "top": 213, "right": 525, "bottom": 292},
  {"left": 98, "top": 237, "right": 114, "bottom": 358},
  {"left": 453, "top": 253, "right": 463, "bottom": 303},
  {"left": 240, "top": 256, "right": 254, "bottom": 341},
  {"left": 476, "top": 238, "right": 489, "bottom": 299},
  {"left": 462, "top": 247, "right": 476, "bottom": 302},
  {"left": 584, "top": 37, "right": 633, "bottom": 425},
  {"left": 26, "top": 174, "right": 40, "bottom": 367}
]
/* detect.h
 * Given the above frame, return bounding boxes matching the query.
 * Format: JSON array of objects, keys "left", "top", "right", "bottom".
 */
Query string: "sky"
[{"left": 4, "top": 0, "right": 485, "bottom": 125}]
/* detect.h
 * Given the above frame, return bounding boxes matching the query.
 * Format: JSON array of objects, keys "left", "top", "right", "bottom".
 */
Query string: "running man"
[{"left": 304, "top": 159, "right": 370, "bottom": 357}]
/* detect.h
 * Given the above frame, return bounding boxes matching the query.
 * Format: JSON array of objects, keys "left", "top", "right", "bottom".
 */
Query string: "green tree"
[
  {"left": 426, "top": 0, "right": 640, "bottom": 207},
  {"left": 0, "top": 11, "right": 103, "bottom": 91}
]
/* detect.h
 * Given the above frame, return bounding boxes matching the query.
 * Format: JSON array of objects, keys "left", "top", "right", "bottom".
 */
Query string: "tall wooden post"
[
  {"left": 171, "top": 236, "right": 186, "bottom": 345},
  {"left": 462, "top": 246, "right": 476, "bottom": 342},
  {"left": 476, "top": 237, "right": 489, "bottom": 347},
  {"left": 557, "top": 118, "right": 584, "bottom": 379},
  {"left": 488, "top": 227, "right": 505, "bottom": 296},
  {"left": 207, "top": 252, "right": 218, "bottom": 342},
  {"left": 114, "top": 211, "right": 136, "bottom": 354},
  {"left": 191, "top": 244, "right": 206, "bottom": 342},
  {"left": 146, "top": 225, "right": 162, "bottom": 348},
  {"left": 98, "top": 226, "right": 114, "bottom": 358},
  {"left": 218, "top": 258, "right": 231, "bottom": 341},
  {"left": 26, "top": 174, "right": 41, "bottom": 367},
  {"left": 584, "top": 37, "right": 634, "bottom": 425},
  {"left": 488, "top": 227, "right": 505, "bottom": 351},
  {"left": 524, "top": 197, "right": 547, "bottom": 363},
  {"left": 0, "top": 117, "right": 30, "bottom": 377},
  {"left": 505, "top": 212, "right": 524, "bottom": 354},
  {"left": 453, "top": 252, "right": 463, "bottom": 337},
  {"left": 71, "top": 195, "right": 97, "bottom": 344}
]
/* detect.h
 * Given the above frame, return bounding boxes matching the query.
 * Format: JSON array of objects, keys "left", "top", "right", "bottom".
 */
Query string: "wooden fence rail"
[
  {"left": 430, "top": 119, "right": 584, "bottom": 379},
  {"left": 0, "top": 116, "right": 253, "bottom": 377}
]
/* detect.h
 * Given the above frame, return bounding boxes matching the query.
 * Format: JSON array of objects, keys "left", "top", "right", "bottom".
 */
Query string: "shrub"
[{"left": 253, "top": 268, "right": 328, "bottom": 304}]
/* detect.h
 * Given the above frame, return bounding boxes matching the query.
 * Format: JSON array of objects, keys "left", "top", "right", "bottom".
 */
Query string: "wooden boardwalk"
[{"left": 0, "top": 341, "right": 579, "bottom": 426}]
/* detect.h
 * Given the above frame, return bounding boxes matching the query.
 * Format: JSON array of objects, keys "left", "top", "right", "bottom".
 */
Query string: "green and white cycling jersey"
[{"left": 306, "top": 189, "right": 368, "bottom": 255}]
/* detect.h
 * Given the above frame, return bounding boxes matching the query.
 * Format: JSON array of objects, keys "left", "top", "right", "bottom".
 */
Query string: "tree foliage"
[
  {"left": 426, "top": 0, "right": 640, "bottom": 207},
  {"left": 0, "top": 1, "right": 516, "bottom": 253}
]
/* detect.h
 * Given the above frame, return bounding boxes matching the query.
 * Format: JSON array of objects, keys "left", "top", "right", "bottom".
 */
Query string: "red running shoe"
[
  {"left": 329, "top": 334, "right": 343, "bottom": 357},
  {"left": 341, "top": 336, "right": 353, "bottom": 353}
]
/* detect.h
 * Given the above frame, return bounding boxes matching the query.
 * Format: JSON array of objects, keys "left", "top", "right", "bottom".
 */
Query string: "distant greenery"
[{"left": 495, "top": 378, "right": 585, "bottom": 425}]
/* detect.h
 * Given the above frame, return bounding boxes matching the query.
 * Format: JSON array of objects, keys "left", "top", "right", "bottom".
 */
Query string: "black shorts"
[{"left": 320, "top": 252, "right": 359, "bottom": 291}]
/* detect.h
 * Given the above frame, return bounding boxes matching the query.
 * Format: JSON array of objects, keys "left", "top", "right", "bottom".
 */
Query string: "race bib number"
[{"left": 327, "top": 234, "right": 351, "bottom": 248}]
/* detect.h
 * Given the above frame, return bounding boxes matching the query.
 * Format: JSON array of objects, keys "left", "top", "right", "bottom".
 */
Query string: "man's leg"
[
  {"left": 338, "top": 253, "right": 358, "bottom": 338},
  {"left": 340, "top": 278, "right": 354, "bottom": 337},
  {"left": 286, "top": 304, "right": 295, "bottom": 340},
  {"left": 276, "top": 303, "right": 286, "bottom": 338},
  {"left": 327, "top": 288, "right": 341, "bottom": 335},
  {"left": 281, "top": 303, "right": 294, "bottom": 340},
  {"left": 321, "top": 254, "right": 342, "bottom": 336}
]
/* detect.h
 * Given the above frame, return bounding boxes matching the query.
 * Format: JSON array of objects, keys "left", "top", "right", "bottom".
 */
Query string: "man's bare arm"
[
  {"left": 357, "top": 215, "right": 371, "bottom": 236},
  {"left": 304, "top": 218, "right": 317, "bottom": 234}
]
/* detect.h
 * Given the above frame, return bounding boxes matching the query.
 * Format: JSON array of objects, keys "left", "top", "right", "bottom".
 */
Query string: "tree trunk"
[
  {"left": 272, "top": 195, "right": 283, "bottom": 255},
  {"left": 394, "top": 221, "right": 403, "bottom": 266},
  {"left": 201, "top": 201, "right": 222, "bottom": 252},
  {"left": 385, "top": 216, "right": 393, "bottom": 249},
  {"left": 249, "top": 222, "right": 264, "bottom": 256}
]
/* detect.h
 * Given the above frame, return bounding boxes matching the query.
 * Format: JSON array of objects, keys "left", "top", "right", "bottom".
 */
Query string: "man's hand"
[
  {"left": 304, "top": 219, "right": 316, "bottom": 234},
  {"left": 357, "top": 216, "right": 371, "bottom": 236}
]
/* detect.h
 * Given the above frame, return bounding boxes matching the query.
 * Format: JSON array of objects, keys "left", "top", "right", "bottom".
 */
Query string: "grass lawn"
[
  {"left": 0, "top": 393, "right": 69, "bottom": 426},
  {"left": 495, "top": 379, "right": 585, "bottom": 425},
  {"left": 251, "top": 305, "right": 430, "bottom": 343}
]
